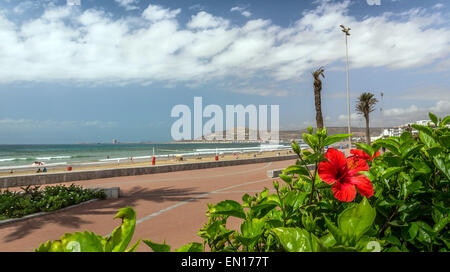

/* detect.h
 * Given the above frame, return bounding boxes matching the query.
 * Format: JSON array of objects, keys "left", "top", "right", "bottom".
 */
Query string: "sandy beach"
[{"left": 0, "top": 149, "right": 295, "bottom": 177}]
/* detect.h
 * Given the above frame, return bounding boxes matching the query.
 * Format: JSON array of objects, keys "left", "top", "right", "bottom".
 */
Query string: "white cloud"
[
  {"left": 142, "top": 4, "right": 180, "bottom": 22},
  {"left": 0, "top": 1, "right": 448, "bottom": 89},
  {"left": 187, "top": 11, "right": 229, "bottom": 29},
  {"left": 231, "top": 88, "right": 291, "bottom": 97},
  {"left": 381, "top": 101, "right": 450, "bottom": 125},
  {"left": 338, "top": 113, "right": 361, "bottom": 122},
  {"left": 115, "top": 0, "right": 139, "bottom": 11},
  {"left": 333, "top": 100, "right": 449, "bottom": 127},
  {"left": 432, "top": 3, "right": 444, "bottom": 10},
  {"left": 231, "top": 6, "right": 252, "bottom": 17},
  {"left": 12, "top": 1, "right": 36, "bottom": 14}
]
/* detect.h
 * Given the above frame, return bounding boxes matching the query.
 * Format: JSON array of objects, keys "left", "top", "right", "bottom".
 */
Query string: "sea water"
[{"left": 0, "top": 143, "right": 292, "bottom": 170}]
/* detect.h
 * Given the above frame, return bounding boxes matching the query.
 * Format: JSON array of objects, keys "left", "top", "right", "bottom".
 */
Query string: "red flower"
[
  {"left": 318, "top": 149, "right": 374, "bottom": 202},
  {"left": 350, "top": 149, "right": 380, "bottom": 161}
]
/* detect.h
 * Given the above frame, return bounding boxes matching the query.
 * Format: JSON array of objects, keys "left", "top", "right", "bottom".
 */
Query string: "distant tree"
[
  {"left": 356, "top": 92, "right": 378, "bottom": 145},
  {"left": 312, "top": 67, "right": 325, "bottom": 130}
]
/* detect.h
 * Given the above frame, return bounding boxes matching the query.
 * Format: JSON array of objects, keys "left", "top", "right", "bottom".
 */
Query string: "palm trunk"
[
  {"left": 314, "top": 90, "right": 324, "bottom": 130},
  {"left": 365, "top": 114, "right": 371, "bottom": 145}
]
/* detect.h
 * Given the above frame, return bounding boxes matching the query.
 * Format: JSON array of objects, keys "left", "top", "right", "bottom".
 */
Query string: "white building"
[
  {"left": 383, "top": 127, "right": 404, "bottom": 137},
  {"left": 416, "top": 120, "right": 431, "bottom": 126}
]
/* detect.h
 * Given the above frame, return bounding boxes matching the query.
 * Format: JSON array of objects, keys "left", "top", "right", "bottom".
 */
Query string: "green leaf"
[
  {"left": 291, "top": 141, "right": 301, "bottom": 155},
  {"left": 338, "top": 198, "right": 376, "bottom": 244},
  {"left": 323, "top": 134, "right": 352, "bottom": 147},
  {"left": 433, "top": 157, "right": 450, "bottom": 181},
  {"left": 267, "top": 194, "right": 281, "bottom": 207},
  {"left": 303, "top": 133, "right": 318, "bottom": 149},
  {"left": 433, "top": 217, "right": 449, "bottom": 233},
  {"left": 408, "top": 222, "right": 419, "bottom": 240},
  {"left": 320, "top": 232, "right": 336, "bottom": 248},
  {"left": 175, "top": 242, "right": 203, "bottom": 252},
  {"left": 278, "top": 173, "right": 292, "bottom": 185},
  {"left": 380, "top": 167, "right": 404, "bottom": 180},
  {"left": 241, "top": 218, "right": 265, "bottom": 238},
  {"left": 411, "top": 124, "right": 432, "bottom": 135},
  {"left": 400, "top": 144, "right": 423, "bottom": 159},
  {"left": 400, "top": 132, "right": 412, "bottom": 143},
  {"left": 60, "top": 231, "right": 105, "bottom": 252},
  {"left": 283, "top": 191, "right": 305, "bottom": 211},
  {"left": 355, "top": 143, "right": 374, "bottom": 157},
  {"left": 374, "top": 139, "right": 400, "bottom": 155},
  {"left": 410, "top": 161, "right": 432, "bottom": 176},
  {"left": 323, "top": 215, "right": 344, "bottom": 244},
  {"left": 385, "top": 235, "right": 402, "bottom": 247},
  {"left": 429, "top": 112, "right": 438, "bottom": 125},
  {"left": 125, "top": 239, "right": 141, "bottom": 252},
  {"left": 143, "top": 239, "right": 171, "bottom": 252},
  {"left": 104, "top": 206, "right": 136, "bottom": 252},
  {"left": 35, "top": 240, "right": 65, "bottom": 252},
  {"left": 406, "top": 181, "right": 423, "bottom": 195},
  {"left": 210, "top": 200, "right": 246, "bottom": 219},
  {"left": 419, "top": 131, "right": 437, "bottom": 148},
  {"left": 439, "top": 135, "right": 450, "bottom": 149},
  {"left": 272, "top": 228, "right": 321, "bottom": 252},
  {"left": 441, "top": 115, "right": 450, "bottom": 126},
  {"left": 250, "top": 203, "right": 278, "bottom": 219},
  {"left": 283, "top": 165, "right": 310, "bottom": 177},
  {"left": 416, "top": 222, "right": 434, "bottom": 245}
]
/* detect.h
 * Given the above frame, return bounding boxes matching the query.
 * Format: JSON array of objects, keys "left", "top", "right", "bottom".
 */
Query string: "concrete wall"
[{"left": 0, "top": 155, "right": 298, "bottom": 189}]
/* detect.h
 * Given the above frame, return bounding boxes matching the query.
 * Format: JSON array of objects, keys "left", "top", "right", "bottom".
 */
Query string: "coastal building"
[{"left": 380, "top": 119, "right": 434, "bottom": 138}]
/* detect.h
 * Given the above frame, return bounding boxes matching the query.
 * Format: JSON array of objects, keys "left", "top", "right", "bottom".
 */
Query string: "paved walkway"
[{"left": 0, "top": 159, "right": 295, "bottom": 252}]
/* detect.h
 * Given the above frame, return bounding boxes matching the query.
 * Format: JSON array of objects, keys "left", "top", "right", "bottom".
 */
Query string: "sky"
[{"left": 0, "top": 0, "right": 449, "bottom": 144}]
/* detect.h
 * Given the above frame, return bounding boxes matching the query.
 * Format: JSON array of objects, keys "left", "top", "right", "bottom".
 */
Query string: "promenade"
[{"left": 0, "top": 159, "right": 295, "bottom": 252}]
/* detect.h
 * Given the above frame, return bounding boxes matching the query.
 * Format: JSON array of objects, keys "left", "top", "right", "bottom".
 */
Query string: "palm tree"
[
  {"left": 312, "top": 67, "right": 325, "bottom": 130},
  {"left": 356, "top": 92, "right": 378, "bottom": 145}
]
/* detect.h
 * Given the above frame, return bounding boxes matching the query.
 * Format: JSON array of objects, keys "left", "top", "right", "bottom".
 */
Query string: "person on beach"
[
  {"left": 37, "top": 168, "right": 41, "bottom": 173},
  {"left": 43, "top": 167, "right": 47, "bottom": 173}
]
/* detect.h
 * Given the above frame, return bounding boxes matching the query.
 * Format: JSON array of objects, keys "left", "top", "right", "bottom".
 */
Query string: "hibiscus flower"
[
  {"left": 350, "top": 149, "right": 380, "bottom": 161},
  {"left": 318, "top": 148, "right": 374, "bottom": 202}
]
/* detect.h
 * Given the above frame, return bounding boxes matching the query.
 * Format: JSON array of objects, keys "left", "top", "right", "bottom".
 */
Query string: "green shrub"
[{"left": 0, "top": 184, "right": 106, "bottom": 219}]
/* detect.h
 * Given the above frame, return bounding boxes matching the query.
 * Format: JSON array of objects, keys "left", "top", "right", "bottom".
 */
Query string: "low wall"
[{"left": 0, "top": 155, "right": 298, "bottom": 189}]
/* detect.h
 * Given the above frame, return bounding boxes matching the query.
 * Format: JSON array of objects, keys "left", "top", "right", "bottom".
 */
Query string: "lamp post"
[
  {"left": 340, "top": 24, "right": 352, "bottom": 150},
  {"left": 381, "top": 91, "right": 384, "bottom": 138}
]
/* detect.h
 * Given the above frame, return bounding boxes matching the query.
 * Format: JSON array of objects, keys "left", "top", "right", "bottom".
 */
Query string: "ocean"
[{"left": 0, "top": 143, "right": 292, "bottom": 170}]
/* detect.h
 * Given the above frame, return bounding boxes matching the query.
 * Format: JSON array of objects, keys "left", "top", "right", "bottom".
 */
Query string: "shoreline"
[
  {"left": 0, "top": 144, "right": 294, "bottom": 174},
  {"left": 0, "top": 153, "right": 298, "bottom": 189},
  {"left": 0, "top": 149, "right": 295, "bottom": 178}
]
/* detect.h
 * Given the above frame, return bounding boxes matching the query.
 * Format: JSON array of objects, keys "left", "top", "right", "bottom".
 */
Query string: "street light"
[
  {"left": 340, "top": 24, "right": 352, "bottom": 150},
  {"left": 381, "top": 91, "right": 384, "bottom": 138}
]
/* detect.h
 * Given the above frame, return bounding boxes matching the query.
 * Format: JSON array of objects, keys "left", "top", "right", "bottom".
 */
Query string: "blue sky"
[{"left": 0, "top": 0, "right": 449, "bottom": 144}]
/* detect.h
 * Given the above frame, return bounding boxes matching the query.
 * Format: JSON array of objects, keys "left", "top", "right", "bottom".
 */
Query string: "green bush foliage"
[{"left": 0, "top": 184, "right": 106, "bottom": 219}]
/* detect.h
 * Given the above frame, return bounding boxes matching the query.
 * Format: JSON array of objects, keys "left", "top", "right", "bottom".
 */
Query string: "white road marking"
[{"left": 135, "top": 177, "right": 273, "bottom": 225}]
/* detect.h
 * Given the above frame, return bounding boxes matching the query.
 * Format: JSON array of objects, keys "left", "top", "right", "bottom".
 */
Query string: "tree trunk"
[
  {"left": 365, "top": 114, "right": 371, "bottom": 145},
  {"left": 314, "top": 89, "right": 324, "bottom": 130}
]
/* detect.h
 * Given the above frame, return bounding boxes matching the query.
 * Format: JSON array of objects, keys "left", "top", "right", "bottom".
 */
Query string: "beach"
[{"left": 0, "top": 149, "right": 294, "bottom": 177}]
